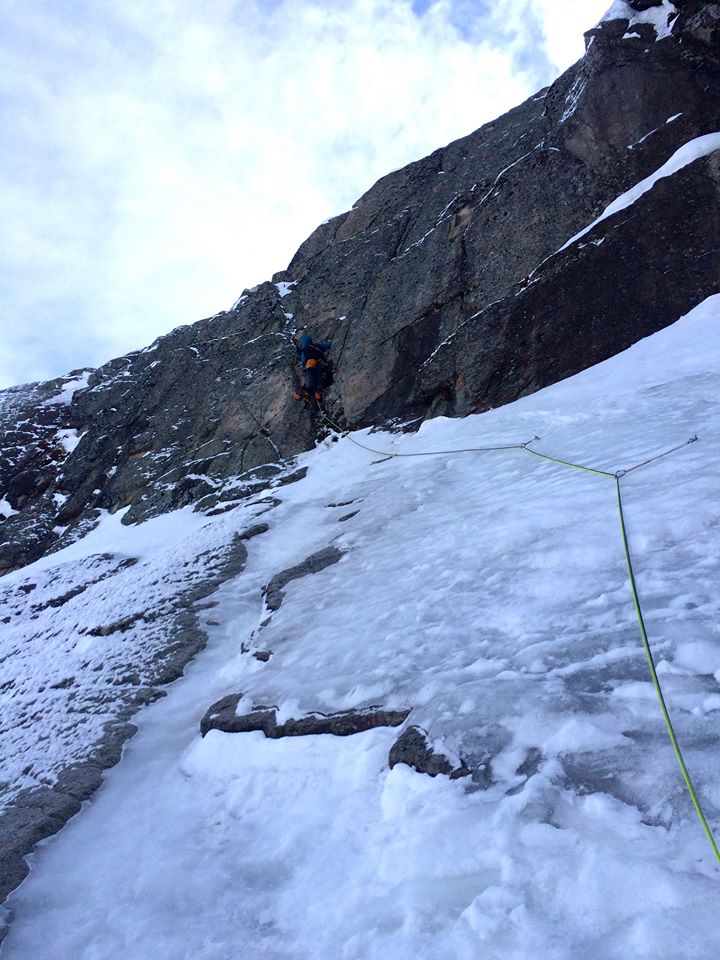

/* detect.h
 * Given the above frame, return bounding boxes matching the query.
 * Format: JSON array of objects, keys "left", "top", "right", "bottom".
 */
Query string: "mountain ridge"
[
  {"left": 1, "top": 1, "right": 718, "bottom": 576},
  {"left": 1, "top": 2, "right": 720, "bottom": 929}
]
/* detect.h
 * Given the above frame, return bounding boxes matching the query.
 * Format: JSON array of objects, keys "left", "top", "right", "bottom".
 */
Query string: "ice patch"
[
  {"left": 40, "top": 371, "right": 91, "bottom": 407},
  {"left": 673, "top": 641, "right": 720, "bottom": 677},
  {"left": 0, "top": 496, "right": 19, "bottom": 518},
  {"left": 544, "top": 717, "right": 629, "bottom": 755},
  {"left": 275, "top": 281, "right": 297, "bottom": 298},
  {"left": 600, "top": 0, "right": 678, "bottom": 40},
  {"left": 562, "top": 73, "right": 587, "bottom": 124}
]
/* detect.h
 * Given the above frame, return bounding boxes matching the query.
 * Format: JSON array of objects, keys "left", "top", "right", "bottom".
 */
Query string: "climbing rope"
[
  {"left": 615, "top": 473, "right": 720, "bottom": 864},
  {"left": 321, "top": 412, "right": 531, "bottom": 458},
  {"left": 616, "top": 435, "right": 698, "bottom": 477},
  {"left": 321, "top": 412, "right": 719, "bottom": 865},
  {"left": 521, "top": 439, "right": 616, "bottom": 478}
]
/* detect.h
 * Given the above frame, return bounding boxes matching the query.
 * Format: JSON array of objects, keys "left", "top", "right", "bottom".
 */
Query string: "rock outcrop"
[
  {"left": 263, "top": 546, "right": 345, "bottom": 612},
  {"left": 389, "top": 725, "right": 471, "bottom": 780},
  {"left": 2, "top": 3, "right": 719, "bottom": 573},
  {"left": 200, "top": 694, "right": 410, "bottom": 739}
]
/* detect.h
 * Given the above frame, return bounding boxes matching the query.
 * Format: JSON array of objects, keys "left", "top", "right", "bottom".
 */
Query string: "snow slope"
[{"left": 2, "top": 295, "right": 720, "bottom": 959}]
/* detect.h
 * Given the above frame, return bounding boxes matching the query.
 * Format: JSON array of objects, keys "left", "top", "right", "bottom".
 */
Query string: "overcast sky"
[{"left": 0, "top": 0, "right": 612, "bottom": 389}]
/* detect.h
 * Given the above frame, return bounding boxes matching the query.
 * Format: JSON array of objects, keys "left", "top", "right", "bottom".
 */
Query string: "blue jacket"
[{"left": 298, "top": 335, "right": 331, "bottom": 367}]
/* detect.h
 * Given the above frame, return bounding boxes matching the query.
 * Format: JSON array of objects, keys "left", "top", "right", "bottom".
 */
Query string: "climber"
[{"left": 293, "top": 333, "right": 332, "bottom": 413}]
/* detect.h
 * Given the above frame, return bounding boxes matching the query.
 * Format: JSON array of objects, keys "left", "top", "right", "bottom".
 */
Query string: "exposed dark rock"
[
  {"left": 204, "top": 502, "right": 241, "bottom": 517},
  {"left": 238, "top": 523, "right": 270, "bottom": 541},
  {"left": 388, "top": 725, "right": 471, "bottom": 780},
  {"left": 504, "top": 748, "right": 545, "bottom": 796},
  {"left": 516, "top": 747, "right": 544, "bottom": 780},
  {"left": 0, "top": 530, "right": 250, "bottom": 908},
  {"left": 87, "top": 612, "right": 145, "bottom": 637},
  {"left": 682, "top": 2, "right": 720, "bottom": 45},
  {"left": 276, "top": 467, "right": 309, "bottom": 487},
  {"left": 200, "top": 693, "right": 410, "bottom": 738},
  {"left": 263, "top": 546, "right": 344, "bottom": 612},
  {"left": 2, "top": 9, "right": 720, "bottom": 570},
  {"left": 253, "top": 650, "right": 272, "bottom": 662},
  {"left": 195, "top": 470, "right": 303, "bottom": 518},
  {"left": 415, "top": 155, "right": 720, "bottom": 414}
]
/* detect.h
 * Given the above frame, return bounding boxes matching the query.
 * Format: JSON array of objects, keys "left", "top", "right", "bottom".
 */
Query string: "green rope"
[
  {"left": 322, "top": 414, "right": 718, "bottom": 862},
  {"left": 321, "top": 412, "right": 527, "bottom": 459},
  {"left": 527, "top": 443, "right": 719, "bottom": 862},
  {"left": 615, "top": 476, "right": 720, "bottom": 864},
  {"left": 521, "top": 444, "right": 615, "bottom": 478}
]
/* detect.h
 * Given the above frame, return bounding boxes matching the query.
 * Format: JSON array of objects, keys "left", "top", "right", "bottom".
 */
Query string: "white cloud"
[
  {"left": 0, "top": 0, "right": 611, "bottom": 388},
  {"left": 531, "top": 0, "right": 611, "bottom": 68}
]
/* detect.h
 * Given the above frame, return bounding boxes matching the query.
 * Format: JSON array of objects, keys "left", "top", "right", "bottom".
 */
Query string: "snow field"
[{"left": 2, "top": 295, "right": 720, "bottom": 958}]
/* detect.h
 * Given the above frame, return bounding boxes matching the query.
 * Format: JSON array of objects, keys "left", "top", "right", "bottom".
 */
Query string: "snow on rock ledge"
[{"left": 591, "top": 0, "right": 678, "bottom": 42}]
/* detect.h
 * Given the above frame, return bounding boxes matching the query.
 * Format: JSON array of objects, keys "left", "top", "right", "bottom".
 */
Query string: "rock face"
[
  {"left": 0, "top": 371, "right": 93, "bottom": 573},
  {"left": 416, "top": 2, "right": 720, "bottom": 415},
  {"left": 2, "top": 3, "right": 719, "bottom": 572}
]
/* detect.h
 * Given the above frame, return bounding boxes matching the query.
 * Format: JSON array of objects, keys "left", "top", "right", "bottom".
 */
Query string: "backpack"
[
  {"left": 321, "top": 358, "right": 334, "bottom": 389},
  {"left": 303, "top": 343, "right": 326, "bottom": 364}
]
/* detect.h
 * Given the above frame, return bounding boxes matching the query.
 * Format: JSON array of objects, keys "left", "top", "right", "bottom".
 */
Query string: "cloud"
[
  {"left": 0, "top": 0, "right": 610, "bottom": 389},
  {"left": 531, "top": 0, "right": 611, "bottom": 68}
]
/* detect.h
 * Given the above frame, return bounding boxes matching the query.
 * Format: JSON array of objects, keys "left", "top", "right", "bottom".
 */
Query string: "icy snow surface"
[{"left": 2, "top": 296, "right": 720, "bottom": 958}]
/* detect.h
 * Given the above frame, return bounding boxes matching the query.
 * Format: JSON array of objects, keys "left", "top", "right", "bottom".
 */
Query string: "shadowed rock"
[
  {"left": 389, "top": 725, "right": 470, "bottom": 780},
  {"left": 200, "top": 693, "right": 410, "bottom": 739},
  {"left": 263, "top": 546, "right": 344, "bottom": 612}
]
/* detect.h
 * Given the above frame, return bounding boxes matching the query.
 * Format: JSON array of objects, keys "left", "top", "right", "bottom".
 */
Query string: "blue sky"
[{"left": 0, "top": 0, "right": 611, "bottom": 389}]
